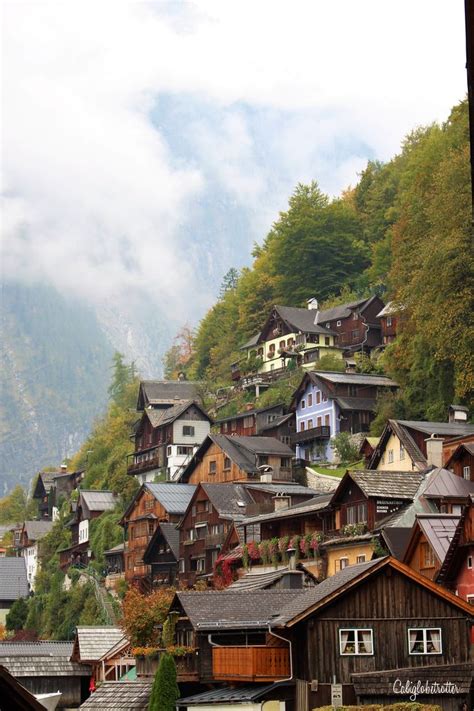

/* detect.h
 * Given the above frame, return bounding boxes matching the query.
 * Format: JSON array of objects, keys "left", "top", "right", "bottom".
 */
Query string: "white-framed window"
[
  {"left": 352, "top": 312, "right": 358, "bottom": 320},
  {"left": 467, "top": 556, "right": 472, "bottom": 570},
  {"left": 408, "top": 628, "right": 442, "bottom": 655},
  {"left": 467, "top": 595, "right": 474, "bottom": 605},
  {"left": 183, "top": 425, "right": 195, "bottom": 436},
  {"left": 196, "top": 557, "right": 205, "bottom": 573},
  {"left": 386, "top": 316, "right": 392, "bottom": 327},
  {"left": 400, "top": 444, "right": 405, "bottom": 460},
  {"left": 167, "top": 445, "right": 172, "bottom": 457},
  {"left": 388, "top": 449, "right": 394, "bottom": 463},
  {"left": 463, "top": 466, "right": 470, "bottom": 480},
  {"left": 301, "top": 399, "right": 306, "bottom": 410},
  {"left": 356, "top": 555, "right": 366, "bottom": 563},
  {"left": 339, "top": 628, "right": 373, "bottom": 655},
  {"left": 336, "top": 320, "right": 341, "bottom": 326},
  {"left": 339, "top": 557, "right": 349, "bottom": 570}
]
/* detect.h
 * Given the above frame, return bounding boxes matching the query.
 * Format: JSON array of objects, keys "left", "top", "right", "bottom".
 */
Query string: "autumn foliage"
[{"left": 120, "top": 587, "right": 175, "bottom": 647}]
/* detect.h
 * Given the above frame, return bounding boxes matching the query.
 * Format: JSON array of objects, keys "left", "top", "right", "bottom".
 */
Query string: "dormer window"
[
  {"left": 352, "top": 312, "right": 358, "bottom": 320},
  {"left": 336, "top": 320, "right": 341, "bottom": 326},
  {"left": 326, "top": 323, "right": 330, "bottom": 329},
  {"left": 386, "top": 316, "right": 392, "bottom": 327}
]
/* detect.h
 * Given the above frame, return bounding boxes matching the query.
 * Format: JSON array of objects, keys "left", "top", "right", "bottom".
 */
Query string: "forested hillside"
[{"left": 179, "top": 100, "right": 473, "bottom": 418}]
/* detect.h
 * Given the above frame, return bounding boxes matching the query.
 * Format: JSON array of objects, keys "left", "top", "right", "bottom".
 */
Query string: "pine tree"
[
  {"left": 148, "top": 652, "right": 179, "bottom": 711},
  {"left": 6, "top": 598, "right": 29, "bottom": 631}
]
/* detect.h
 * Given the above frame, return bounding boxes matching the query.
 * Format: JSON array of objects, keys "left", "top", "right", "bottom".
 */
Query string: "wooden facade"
[
  {"left": 217, "top": 404, "right": 285, "bottom": 437},
  {"left": 445, "top": 442, "right": 474, "bottom": 481},
  {"left": 320, "top": 295, "right": 384, "bottom": 354},
  {"left": 212, "top": 645, "right": 290, "bottom": 682}
]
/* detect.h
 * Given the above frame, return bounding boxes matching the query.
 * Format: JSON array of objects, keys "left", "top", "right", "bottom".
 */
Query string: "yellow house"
[
  {"left": 243, "top": 303, "right": 342, "bottom": 375},
  {"left": 322, "top": 533, "right": 376, "bottom": 577}
]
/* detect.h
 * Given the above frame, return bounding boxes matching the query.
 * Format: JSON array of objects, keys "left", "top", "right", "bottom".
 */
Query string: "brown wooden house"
[
  {"left": 215, "top": 403, "right": 294, "bottom": 445},
  {"left": 403, "top": 514, "right": 461, "bottom": 581},
  {"left": 422, "top": 467, "right": 474, "bottom": 515},
  {"left": 32, "top": 468, "right": 84, "bottom": 520},
  {"left": 121, "top": 483, "right": 195, "bottom": 590},
  {"left": 142, "top": 522, "right": 180, "bottom": 587},
  {"left": 376, "top": 301, "right": 399, "bottom": 346},
  {"left": 315, "top": 294, "right": 385, "bottom": 355},
  {"left": 445, "top": 441, "right": 474, "bottom": 482},
  {"left": 436, "top": 498, "right": 474, "bottom": 604},
  {"left": 169, "top": 557, "right": 474, "bottom": 710},
  {"left": 178, "top": 434, "right": 295, "bottom": 486}
]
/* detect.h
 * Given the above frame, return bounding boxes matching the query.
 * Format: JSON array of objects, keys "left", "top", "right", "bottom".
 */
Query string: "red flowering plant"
[
  {"left": 300, "top": 534, "right": 312, "bottom": 558},
  {"left": 310, "top": 532, "right": 322, "bottom": 558},
  {"left": 289, "top": 535, "right": 301, "bottom": 562},
  {"left": 247, "top": 541, "right": 260, "bottom": 562},
  {"left": 213, "top": 555, "right": 234, "bottom": 589}
]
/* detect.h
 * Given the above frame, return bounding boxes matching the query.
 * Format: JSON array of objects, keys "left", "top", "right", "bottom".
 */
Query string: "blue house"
[{"left": 290, "top": 371, "right": 398, "bottom": 463}]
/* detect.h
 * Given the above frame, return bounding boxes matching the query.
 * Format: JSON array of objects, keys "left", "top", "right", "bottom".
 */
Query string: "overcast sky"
[{"left": 1, "top": 0, "right": 467, "bottom": 321}]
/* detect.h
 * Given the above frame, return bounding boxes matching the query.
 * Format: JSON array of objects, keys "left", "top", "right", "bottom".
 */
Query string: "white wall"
[
  {"left": 79, "top": 519, "right": 89, "bottom": 544},
  {"left": 172, "top": 418, "right": 210, "bottom": 445}
]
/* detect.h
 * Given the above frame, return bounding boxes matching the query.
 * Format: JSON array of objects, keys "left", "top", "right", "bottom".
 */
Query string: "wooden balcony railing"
[
  {"left": 127, "top": 447, "right": 162, "bottom": 476},
  {"left": 205, "top": 532, "right": 225, "bottom": 548},
  {"left": 212, "top": 646, "right": 290, "bottom": 681},
  {"left": 290, "top": 425, "right": 331, "bottom": 444},
  {"left": 136, "top": 651, "right": 198, "bottom": 682}
]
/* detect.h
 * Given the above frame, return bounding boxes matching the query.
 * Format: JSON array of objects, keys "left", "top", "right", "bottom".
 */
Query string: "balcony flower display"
[
  {"left": 278, "top": 535, "right": 290, "bottom": 563},
  {"left": 289, "top": 535, "right": 301, "bottom": 562}
]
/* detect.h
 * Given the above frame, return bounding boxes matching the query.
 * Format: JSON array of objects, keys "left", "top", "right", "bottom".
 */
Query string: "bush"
[
  {"left": 330, "top": 432, "right": 360, "bottom": 463},
  {"left": 6, "top": 598, "right": 29, "bottom": 631}
]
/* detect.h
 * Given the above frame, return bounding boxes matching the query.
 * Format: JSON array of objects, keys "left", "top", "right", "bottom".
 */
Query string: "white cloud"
[{"left": 1, "top": 0, "right": 467, "bottom": 321}]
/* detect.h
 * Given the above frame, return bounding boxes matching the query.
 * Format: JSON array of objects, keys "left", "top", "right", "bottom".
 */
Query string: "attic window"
[
  {"left": 209, "top": 460, "right": 217, "bottom": 475},
  {"left": 183, "top": 425, "right": 195, "bottom": 437},
  {"left": 326, "top": 323, "right": 330, "bottom": 328},
  {"left": 223, "top": 457, "right": 231, "bottom": 471},
  {"left": 237, "top": 501, "right": 246, "bottom": 507}
]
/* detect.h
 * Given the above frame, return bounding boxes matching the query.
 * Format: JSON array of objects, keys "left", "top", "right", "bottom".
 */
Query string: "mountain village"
[{"left": 0, "top": 295, "right": 473, "bottom": 711}]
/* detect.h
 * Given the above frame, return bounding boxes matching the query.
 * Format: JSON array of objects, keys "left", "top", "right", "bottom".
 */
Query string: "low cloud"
[{"left": 1, "top": 0, "right": 466, "bottom": 321}]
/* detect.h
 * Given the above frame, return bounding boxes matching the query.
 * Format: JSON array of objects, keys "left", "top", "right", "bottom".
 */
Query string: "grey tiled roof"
[
  {"left": 239, "top": 332, "right": 261, "bottom": 350},
  {"left": 272, "top": 305, "right": 335, "bottom": 335},
  {"left": 23, "top": 520, "right": 53, "bottom": 542},
  {"left": 347, "top": 470, "right": 424, "bottom": 500},
  {"left": 140, "top": 380, "right": 200, "bottom": 405},
  {"left": 145, "top": 483, "right": 196, "bottom": 514},
  {"left": 80, "top": 681, "right": 152, "bottom": 709},
  {"left": 1, "top": 656, "right": 91, "bottom": 677},
  {"left": 228, "top": 568, "right": 299, "bottom": 591},
  {"left": 398, "top": 420, "right": 474, "bottom": 436},
  {"left": 316, "top": 297, "right": 374, "bottom": 323},
  {"left": 80, "top": 490, "right": 117, "bottom": 512},
  {"left": 380, "top": 527, "right": 413, "bottom": 560},
  {"left": 275, "top": 558, "right": 385, "bottom": 625},
  {"left": 416, "top": 514, "right": 461, "bottom": 565},
  {"left": 242, "top": 494, "right": 332, "bottom": 525},
  {"left": 177, "top": 589, "right": 302, "bottom": 629},
  {"left": 177, "top": 684, "right": 284, "bottom": 705},
  {"left": 422, "top": 467, "right": 474, "bottom": 499},
  {"left": 0, "top": 558, "right": 28, "bottom": 600},
  {"left": 0, "top": 641, "right": 73, "bottom": 657},
  {"left": 202, "top": 483, "right": 255, "bottom": 518},
  {"left": 145, "top": 400, "right": 210, "bottom": 428},
  {"left": 245, "top": 483, "right": 319, "bottom": 496},
  {"left": 75, "top": 627, "right": 125, "bottom": 662},
  {"left": 335, "top": 396, "right": 377, "bottom": 412},
  {"left": 218, "top": 435, "right": 294, "bottom": 457},
  {"left": 215, "top": 403, "right": 284, "bottom": 424},
  {"left": 314, "top": 371, "right": 398, "bottom": 387},
  {"left": 158, "top": 522, "right": 180, "bottom": 560}
]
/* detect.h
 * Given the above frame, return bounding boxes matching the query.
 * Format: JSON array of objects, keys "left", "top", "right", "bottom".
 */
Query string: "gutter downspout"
[{"left": 268, "top": 625, "right": 293, "bottom": 683}]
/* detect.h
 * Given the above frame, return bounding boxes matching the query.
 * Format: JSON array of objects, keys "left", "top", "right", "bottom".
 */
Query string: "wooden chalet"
[
  {"left": 215, "top": 403, "right": 295, "bottom": 445},
  {"left": 178, "top": 434, "right": 295, "bottom": 486},
  {"left": 71, "top": 627, "right": 129, "bottom": 683},
  {"left": 329, "top": 469, "right": 424, "bottom": 532},
  {"left": 32, "top": 467, "right": 84, "bottom": 520},
  {"left": 422, "top": 467, "right": 474, "bottom": 514},
  {"left": 142, "top": 522, "right": 180, "bottom": 587},
  {"left": 376, "top": 301, "right": 399, "bottom": 346},
  {"left": 437, "top": 497, "right": 474, "bottom": 604},
  {"left": 135, "top": 379, "right": 201, "bottom": 411},
  {"left": 359, "top": 436, "right": 379, "bottom": 467},
  {"left": 0, "top": 641, "right": 91, "bottom": 708},
  {"left": 128, "top": 400, "right": 212, "bottom": 484},
  {"left": 314, "top": 295, "right": 385, "bottom": 355},
  {"left": 369, "top": 418, "right": 474, "bottom": 472},
  {"left": 170, "top": 557, "right": 474, "bottom": 710},
  {"left": 121, "top": 482, "right": 195, "bottom": 590},
  {"left": 178, "top": 481, "right": 317, "bottom": 587},
  {"left": 240, "top": 493, "right": 332, "bottom": 542},
  {"left": 290, "top": 370, "right": 398, "bottom": 463},
  {"left": 445, "top": 440, "right": 474, "bottom": 481},
  {"left": 59, "top": 490, "right": 117, "bottom": 571},
  {"left": 403, "top": 514, "right": 461, "bottom": 581}
]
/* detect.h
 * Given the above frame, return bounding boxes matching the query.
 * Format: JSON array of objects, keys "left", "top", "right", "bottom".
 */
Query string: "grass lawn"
[{"left": 308, "top": 460, "right": 364, "bottom": 478}]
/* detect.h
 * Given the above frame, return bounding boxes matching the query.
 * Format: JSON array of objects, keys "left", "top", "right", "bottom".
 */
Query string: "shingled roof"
[
  {"left": 0, "top": 641, "right": 73, "bottom": 657},
  {"left": 415, "top": 514, "right": 461, "bottom": 565},
  {"left": 145, "top": 400, "right": 211, "bottom": 429},
  {"left": 333, "top": 470, "right": 424, "bottom": 502},
  {"left": 177, "top": 684, "right": 288, "bottom": 706},
  {"left": 137, "top": 381, "right": 200, "bottom": 410},
  {"left": 143, "top": 522, "right": 181, "bottom": 564},
  {"left": 80, "top": 681, "right": 152, "bottom": 709},
  {"left": 0, "top": 558, "right": 28, "bottom": 600},
  {"left": 422, "top": 467, "right": 474, "bottom": 500},
  {"left": 73, "top": 627, "right": 125, "bottom": 662},
  {"left": 201, "top": 483, "right": 256, "bottom": 519},
  {"left": 241, "top": 494, "right": 332, "bottom": 526},
  {"left": 79, "top": 490, "right": 117, "bottom": 513},
  {"left": 268, "top": 305, "right": 336, "bottom": 336},
  {"left": 1, "top": 656, "right": 91, "bottom": 677},
  {"left": 23, "top": 520, "right": 53, "bottom": 542},
  {"left": 144, "top": 483, "right": 196, "bottom": 514},
  {"left": 176, "top": 589, "right": 302, "bottom": 630},
  {"left": 314, "top": 371, "right": 398, "bottom": 387},
  {"left": 316, "top": 296, "right": 375, "bottom": 323}
]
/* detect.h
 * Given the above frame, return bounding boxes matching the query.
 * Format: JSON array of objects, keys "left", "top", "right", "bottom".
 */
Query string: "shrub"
[
  {"left": 148, "top": 652, "right": 179, "bottom": 711},
  {"left": 330, "top": 432, "right": 360, "bottom": 463}
]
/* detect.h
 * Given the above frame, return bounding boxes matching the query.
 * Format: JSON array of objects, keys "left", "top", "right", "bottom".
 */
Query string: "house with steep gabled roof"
[
  {"left": 436, "top": 497, "right": 474, "bottom": 604},
  {"left": 142, "top": 521, "right": 180, "bottom": 588},
  {"left": 214, "top": 402, "right": 295, "bottom": 446},
  {"left": 290, "top": 370, "right": 398, "bottom": 462},
  {"left": 177, "top": 434, "right": 295, "bottom": 486},
  {"left": 369, "top": 418, "right": 474, "bottom": 472},
  {"left": 136, "top": 380, "right": 201, "bottom": 411},
  {"left": 169, "top": 556, "right": 474, "bottom": 709},
  {"left": 0, "top": 557, "right": 28, "bottom": 624},
  {"left": 403, "top": 513, "right": 461, "bottom": 581},
  {"left": 19, "top": 520, "right": 53, "bottom": 589},
  {"left": 128, "top": 399, "right": 212, "bottom": 484},
  {"left": 120, "top": 482, "right": 195, "bottom": 590}
]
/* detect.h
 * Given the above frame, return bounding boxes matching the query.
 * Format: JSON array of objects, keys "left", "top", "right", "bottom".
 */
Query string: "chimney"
[
  {"left": 345, "top": 359, "right": 357, "bottom": 374},
  {"left": 425, "top": 435, "right": 443, "bottom": 468},
  {"left": 60, "top": 463, "right": 67, "bottom": 473},
  {"left": 273, "top": 495, "right": 291, "bottom": 511},
  {"left": 260, "top": 472, "right": 273, "bottom": 483},
  {"left": 448, "top": 404, "right": 468, "bottom": 423},
  {"left": 307, "top": 297, "right": 318, "bottom": 311}
]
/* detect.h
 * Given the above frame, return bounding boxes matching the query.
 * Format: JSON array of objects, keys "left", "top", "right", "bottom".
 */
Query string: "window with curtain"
[
  {"left": 408, "top": 628, "right": 442, "bottom": 654},
  {"left": 339, "top": 628, "right": 373, "bottom": 655}
]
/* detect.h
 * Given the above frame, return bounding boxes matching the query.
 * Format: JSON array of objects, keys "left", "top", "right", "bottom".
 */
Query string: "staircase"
[{"left": 70, "top": 563, "right": 118, "bottom": 625}]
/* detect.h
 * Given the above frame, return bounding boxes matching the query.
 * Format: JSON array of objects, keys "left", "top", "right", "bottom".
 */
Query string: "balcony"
[
  {"left": 291, "top": 425, "right": 331, "bottom": 445},
  {"left": 136, "top": 651, "right": 198, "bottom": 682},
  {"left": 127, "top": 447, "right": 162, "bottom": 476},
  {"left": 212, "top": 646, "right": 290, "bottom": 682},
  {"left": 205, "top": 532, "right": 225, "bottom": 548}
]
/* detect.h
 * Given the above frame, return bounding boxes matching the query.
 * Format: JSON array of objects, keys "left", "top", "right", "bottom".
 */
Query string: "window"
[
  {"left": 300, "top": 421, "right": 305, "bottom": 432},
  {"left": 317, "top": 416, "right": 322, "bottom": 427},
  {"left": 352, "top": 312, "right": 358, "bottom": 320},
  {"left": 281, "top": 457, "right": 291, "bottom": 468},
  {"left": 258, "top": 347, "right": 264, "bottom": 356},
  {"left": 386, "top": 316, "right": 392, "bottom": 327},
  {"left": 167, "top": 445, "right": 172, "bottom": 457},
  {"left": 279, "top": 340, "right": 286, "bottom": 349},
  {"left": 463, "top": 466, "right": 471, "bottom": 480},
  {"left": 336, "top": 320, "right": 341, "bottom": 326},
  {"left": 408, "top": 628, "right": 441, "bottom": 655},
  {"left": 420, "top": 542, "right": 435, "bottom": 569},
  {"left": 209, "top": 460, "right": 217, "bottom": 474},
  {"left": 301, "top": 399, "right": 306, "bottom": 410},
  {"left": 467, "top": 595, "right": 474, "bottom": 605},
  {"left": 308, "top": 419, "right": 313, "bottom": 429},
  {"left": 183, "top": 425, "right": 195, "bottom": 436},
  {"left": 223, "top": 456, "right": 231, "bottom": 470},
  {"left": 339, "top": 629, "right": 373, "bottom": 655},
  {"left": 357, "top": 555, "right": 366, "bottom": 564},
  {"left": 400, "top": 444, "right": 405, "bottom": 461},
  {"left": 324, "top": 414, "right": 330, "bottom": 427},
  {"left": 348, "top": 385, "right": 357, "bottom": 397},
  {"left": 177, "top": 445, "right": 193, "bottom": 456},
  {"left": 326, "top": 322, "right": 330, "bottom": 328},
  {"left": 316, "top": 391, "right": 321, "bottom": 404},
  {"left": 347, "top": 503, "right": 367, "bottom": 524},
  {"left": 324, "top": 336, "right": 330, "bottom": 346},
  {"left": 269, "top": 343, "right": 275, "bottom": 353},
  {"left": 308, "top": 394, "right": 313, "bottom": 407},
  {"left": 177, "top": 629, "right": 193, "bottom": 647},
  {"left": 144, "top": 498, "right": 154, "bottom": 511},
  {"left": 339, "top": 558, "right": 349, "bottom": 570},
  {"left": 196, "top": 557, "right": 205, "bottom": 573},
  {"left": 287, "top": 338, "right": 294, "bottom": 347},
  {"left": 388, "top": 449, "right": 394, "bottom": 464},
  {"left": 322, "top": 393, "right": 328, "bottom": 402},
  {"left": 352, "top": 329, "right": 360, "bottom": 341},
  {"left": 467, "top": 556, "right": 472, "bottom": 569}
]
